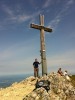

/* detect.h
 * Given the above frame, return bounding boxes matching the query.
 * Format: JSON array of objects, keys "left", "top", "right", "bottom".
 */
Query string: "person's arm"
[{"left": 38, "top": 62, "right": 41, "bottom": 64}]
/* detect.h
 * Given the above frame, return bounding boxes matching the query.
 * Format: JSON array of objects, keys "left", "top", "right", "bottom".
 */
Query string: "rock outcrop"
[{"left": 0, "top": 73, "right": 75, "bottom": 100}]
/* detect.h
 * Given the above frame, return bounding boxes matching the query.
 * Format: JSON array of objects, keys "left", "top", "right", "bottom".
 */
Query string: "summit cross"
[{"left": 30, "top": 15, "right": 52, "bottom": 76}]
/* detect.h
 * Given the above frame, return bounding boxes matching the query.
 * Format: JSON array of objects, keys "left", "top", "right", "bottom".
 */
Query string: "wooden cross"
[{"left": 30, "top": 15, "right": 52, "bottom": 76}]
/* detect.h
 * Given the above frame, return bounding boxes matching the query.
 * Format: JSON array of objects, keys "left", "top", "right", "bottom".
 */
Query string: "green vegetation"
[{"left": 70, "top": 75, "right": 75, "bottom": 87}]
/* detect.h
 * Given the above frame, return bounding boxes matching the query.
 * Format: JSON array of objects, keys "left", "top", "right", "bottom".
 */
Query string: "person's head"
[
  {"left": 65, "top": 70, "right": 67, "bottom": 72},
  {"left": 35, "top": 58, "right": 37, "bottom": 62},
  {"left": 59, "top": 68, "right": 61, "bottom": 70}
]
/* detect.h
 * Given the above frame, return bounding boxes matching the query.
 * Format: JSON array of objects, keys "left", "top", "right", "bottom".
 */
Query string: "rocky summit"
[{"left": 0, "top": 73, "right": 75, "bottom": 100}]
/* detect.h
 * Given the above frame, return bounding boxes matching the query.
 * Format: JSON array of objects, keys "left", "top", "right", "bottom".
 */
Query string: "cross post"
[{"left": 30, "top": 15, "right": 52, "bottom": 76}]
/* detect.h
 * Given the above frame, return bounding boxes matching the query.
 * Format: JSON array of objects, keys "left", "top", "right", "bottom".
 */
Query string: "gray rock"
[{"left": 23, "top": 73, "right": 75, "bottom": 100}]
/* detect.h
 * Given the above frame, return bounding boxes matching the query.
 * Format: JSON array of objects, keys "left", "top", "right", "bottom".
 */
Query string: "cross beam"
[
  {"left": 30, "top": 24, "right": 52, "bottom": 32},
  {"left": 30, "top": 15, "right": 52, "bottom": 76}
]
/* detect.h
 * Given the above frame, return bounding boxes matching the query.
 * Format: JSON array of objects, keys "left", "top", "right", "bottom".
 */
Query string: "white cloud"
[
  {"left": 2, "top": 5, "right": 14, "bottom": 17},
  {"left": 0, "top": 37, "right": 40, "bottom": 72},
  {"left": 46, "top": 49, "right": 75, "bottom": 74},
  {"left": 67, "top": 0, "right": 74, "bottom": 6},
  {"left": 0, "top": 34, "right": 41, "bottom": 75},
  {"left": 48, "top": 15, "right": 61, "bottom": 31},
  {"left": 47, "top": 49, "right": 75, "bottom": 67},
  {"left": 48, "top": 0, "right": 74, "bottom": 30},
  {"left": 1, "top": 4, "right": 41, "bottom": 24},
  {"left": 0, "top": 4, "right": 42, "bottom": 30},
  {"left": 43, "top": 0, "right": 51, "bottom": 8},
  {"left": 0, "top": 39, "right": 36, "bottom": 60}
]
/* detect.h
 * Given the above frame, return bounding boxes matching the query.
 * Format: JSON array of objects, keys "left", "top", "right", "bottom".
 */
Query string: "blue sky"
[{"left": 0, "top": 0, "right": 75, "bottom": 75}]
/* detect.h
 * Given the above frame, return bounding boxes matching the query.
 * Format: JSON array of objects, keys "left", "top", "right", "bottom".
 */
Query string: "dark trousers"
[{"left": 34, "top": 68, "right": 39, "bottom": 77}]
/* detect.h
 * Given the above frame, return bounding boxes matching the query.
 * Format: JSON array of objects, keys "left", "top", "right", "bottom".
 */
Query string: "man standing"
[{"left": 33, "top": 59, "right": 41, "bottom": 77}]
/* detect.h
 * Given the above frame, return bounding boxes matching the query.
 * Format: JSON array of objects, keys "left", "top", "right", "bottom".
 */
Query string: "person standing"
[{"left": 33, "top": 59, "right": 41, "bottom": 77}]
